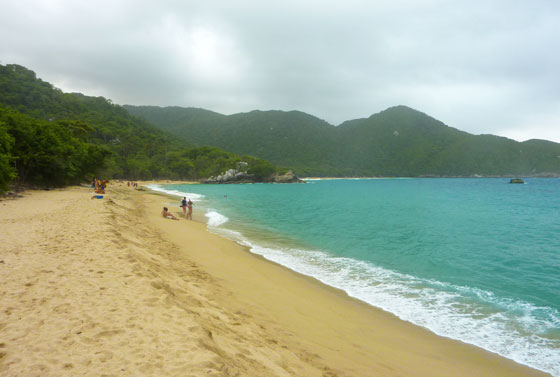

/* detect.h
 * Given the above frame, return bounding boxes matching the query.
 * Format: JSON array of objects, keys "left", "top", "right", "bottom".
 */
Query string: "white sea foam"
[
  {"left": 146, "top": 184, "right": 205, "bottom": 202},
  {"left": 205, "top": 222, "right": 560, "bottom": 376},
  {"left": 205, "top": 210, "right": 229, "bottom": 227}
]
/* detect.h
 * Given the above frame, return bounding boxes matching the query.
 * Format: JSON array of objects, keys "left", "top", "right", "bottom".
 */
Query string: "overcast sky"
[{"left": 1, "top": 0, "right": 559, "bottom": 142}]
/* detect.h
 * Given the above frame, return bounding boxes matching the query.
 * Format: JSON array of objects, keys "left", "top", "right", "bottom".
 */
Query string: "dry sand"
[{"left": 0, "top": 184, "right": 550, "bottom": 376}]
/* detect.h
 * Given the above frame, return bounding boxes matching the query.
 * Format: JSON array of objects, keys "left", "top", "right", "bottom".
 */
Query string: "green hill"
[
  {"left": 0, "top": 64, "right": 283, "bottom": 192},
  {"left": 125, "top": 104, "right": 560, "bottom": 177},
  {"left": 123, "top": 106, "right": 340, "bottom": 176}
]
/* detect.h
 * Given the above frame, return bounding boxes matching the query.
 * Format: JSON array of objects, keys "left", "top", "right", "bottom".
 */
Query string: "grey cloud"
[{"left": 1, "top": 0, "right": 559, "bottom": 141}]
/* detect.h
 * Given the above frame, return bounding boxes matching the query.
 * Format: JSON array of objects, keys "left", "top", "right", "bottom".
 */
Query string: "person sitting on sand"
[{"left": 162, "top": 207, "right": 179, "bottom": 220}]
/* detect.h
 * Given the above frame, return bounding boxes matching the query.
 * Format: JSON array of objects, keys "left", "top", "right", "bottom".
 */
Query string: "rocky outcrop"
[
  {"left": 271, "top": 170, "right": 302, "bottom": 183},
  {"left": 203, "top": 164, "right": 304, "bottom": 184},
  {"left": 203, "top": 162, "right": 253, "bottom": 184}
]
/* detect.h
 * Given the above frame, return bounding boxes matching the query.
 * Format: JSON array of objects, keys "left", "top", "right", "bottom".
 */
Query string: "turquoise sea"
[{"left": 150, "top": 178, "right": 560, "bottom": 376}]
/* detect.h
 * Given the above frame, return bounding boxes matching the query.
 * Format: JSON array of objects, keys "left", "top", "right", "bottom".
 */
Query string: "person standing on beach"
[
  {"left": 181, "top": 197, "right": 187, "bottom": 218},
  {"left": 186, "top": 199, "right": 193, "bottom": 220}
]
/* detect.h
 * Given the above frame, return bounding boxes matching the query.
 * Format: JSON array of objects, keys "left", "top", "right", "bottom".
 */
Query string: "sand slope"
[{"left": 0, "top": 186, "right": 332, "bottom": 376}]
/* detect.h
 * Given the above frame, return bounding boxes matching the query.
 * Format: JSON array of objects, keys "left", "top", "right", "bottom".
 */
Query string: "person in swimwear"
[
  {"left": 181, "top": 197, "right": 187, "bottom": 217},
  {"left": 161, "top": 207, "right": 179, "bottom": 220},
  {"left": 186, "top": 199, "right": 193, "bottom": 220}
]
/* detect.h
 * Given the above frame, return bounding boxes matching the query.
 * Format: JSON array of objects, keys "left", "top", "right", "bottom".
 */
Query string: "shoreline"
[
  {"left": 140, "top": 182, "right": 553, "bottom": 376},
  {"left": 0, "top": 184, "right": 551, "bottom": 376},
  {"left": 301, "top": 176, "right": 560, "bottom": 180}
]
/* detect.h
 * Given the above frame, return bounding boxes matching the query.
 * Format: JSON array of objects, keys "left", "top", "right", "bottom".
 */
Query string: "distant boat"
[{"left": 509, "top": 178, "right": 525, "bottom": 184}]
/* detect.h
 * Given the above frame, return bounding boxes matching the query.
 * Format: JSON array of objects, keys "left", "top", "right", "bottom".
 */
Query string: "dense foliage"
[
  {"left": 0, "top": 116, "right": 17, "bottom": 192},
  {"left": 125, "top": 105, "right": 560, "bottom": 177},
  {"left": 0, "top": 64, "right": 283, "bottom": 193},
  {"left": 124, "top": 106, "right": 341, "bottom": 176},
  {"left": 0, "top": 105, "right": 108, "bottom": 188}
]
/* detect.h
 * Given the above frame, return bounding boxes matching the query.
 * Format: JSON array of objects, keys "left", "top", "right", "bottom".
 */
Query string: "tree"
[{"left": 0, "top": 120, "right": 16, "bottom": 193}]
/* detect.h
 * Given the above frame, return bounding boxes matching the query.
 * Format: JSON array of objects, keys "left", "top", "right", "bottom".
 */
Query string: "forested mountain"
[
  {"left": 0, "top": 64, "right": 281, "bottom": 192},
  {"left": 124, "top": 106, "right": 343, "bottom": 175},
  {"left": 125, "top": 104, "right": 560, "bottom": 177}
]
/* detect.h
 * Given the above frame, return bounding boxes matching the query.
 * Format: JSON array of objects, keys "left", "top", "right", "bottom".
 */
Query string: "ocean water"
[{"left": 150, "top": 178, "right": 560, "bottom": 376}]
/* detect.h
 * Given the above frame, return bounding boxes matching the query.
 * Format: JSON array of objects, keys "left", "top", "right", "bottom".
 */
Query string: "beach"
[{"left": 0, "top": 184, "right": 551, "bottom": 377}]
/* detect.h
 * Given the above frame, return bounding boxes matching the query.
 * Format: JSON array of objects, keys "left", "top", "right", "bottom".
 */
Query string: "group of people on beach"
[
  {"left": 161, "top": 197, "right": 193, "bottom": 220},
  {"left": 90, "top": 178, "right": 107, "bottom": 199},
  {"left": 127, "top": 181, "right": 138, "bottom": 188}
]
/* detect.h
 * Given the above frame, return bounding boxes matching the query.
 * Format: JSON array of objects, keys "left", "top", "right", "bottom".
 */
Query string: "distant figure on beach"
[
  {"left": 186, "top": 199, "right": 193, "bottom": 220},
  {"left": 181, "top": 197, "right": 187, "bottom": 217},
  {"left": 90, "top": 184, "right": 105, "bottom": 199},
  {"left": 91, "top": 182, "right": 105, "bottom": 199},
  {"left": 161, "top": 207, "right": 178, "bottom": 220}
]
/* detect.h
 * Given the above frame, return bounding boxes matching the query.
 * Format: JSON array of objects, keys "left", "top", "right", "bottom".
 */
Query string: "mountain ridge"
[{"left": 124, "top": 104, "right": 560, "bottom": 177}]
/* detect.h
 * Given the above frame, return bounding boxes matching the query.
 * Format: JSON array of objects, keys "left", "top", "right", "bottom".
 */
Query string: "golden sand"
[{"left": 0, "top": 184, "right": 550, "bottom": 376}]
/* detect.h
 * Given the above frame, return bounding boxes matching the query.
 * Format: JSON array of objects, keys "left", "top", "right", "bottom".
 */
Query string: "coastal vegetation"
[
  {"left": 125, "top": 105, "right": 560, "bottom": 177},
  {"left": 0, "top": 64, "right": 284, "bottom": 193}
]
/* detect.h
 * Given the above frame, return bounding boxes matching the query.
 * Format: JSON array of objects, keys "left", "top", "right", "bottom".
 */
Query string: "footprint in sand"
[
  {"left": 95, "top": 329, "right": 123, "bottom": 338},
  {"left": 94, "top": 350, "right": 114, "bottom": 362}
]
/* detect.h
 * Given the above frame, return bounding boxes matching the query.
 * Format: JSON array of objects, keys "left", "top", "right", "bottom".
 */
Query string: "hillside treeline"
[{"left": 0, "top": 64, "right": 279, "bottom": 193}]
